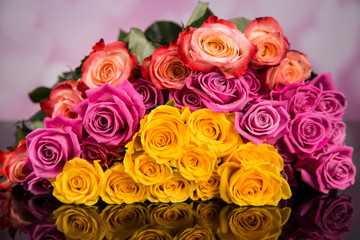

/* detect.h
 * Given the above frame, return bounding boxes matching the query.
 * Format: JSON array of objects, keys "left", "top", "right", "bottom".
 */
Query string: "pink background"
[{"left": 1, "top": 0, "right": 359, "bottom": 121}]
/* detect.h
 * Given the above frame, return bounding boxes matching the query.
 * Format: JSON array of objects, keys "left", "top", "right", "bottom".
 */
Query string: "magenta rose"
[
  {"left": 169, "top": 85, "right": 205, "bottom": 112},
  {"left": 186, "top": 72, "right": 251, "bottom": 113},
  {"left": 309, "top": 72, "right": 338, "bottom": 91},
  {"left": 73, "top": 81, "right": 145, "bottom": 146},
  {"left": 284, "top": 112, "right": 331, "bottom": 155},
  {"left": 314, "top": 91, "right": 346, "bottom": 120},
  {"left": 235, "top": 100, "right": 290, "bottom": 145},
  {"left": 328, "top": 120, "right": 346, "bottom": 145},
  {"left": 23, "top": 115, "right": 82, "bottom": 179},
  {"left": 21, "top": 172, "right": 53, "bottom": 195},
  {"left": 132, "top": 78, "right": 164, "bottom": 114},
  {"left": 296, "top": 145, "right": 356, "bottom": 193}
]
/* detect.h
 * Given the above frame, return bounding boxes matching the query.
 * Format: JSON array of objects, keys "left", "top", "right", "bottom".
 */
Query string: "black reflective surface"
[{"left": 0, "top": 121, "right": 359, "bottom": 239}]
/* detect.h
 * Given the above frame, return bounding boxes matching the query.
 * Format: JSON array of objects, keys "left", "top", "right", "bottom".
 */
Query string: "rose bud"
[
  {"left": 40, "top": 80, "right": 85, "bottom": 119},
  {"left": 177, "top": 16, "right": 257, "bottom": 78},
  {"left": 145, "top": 41, "right": 194, "bottom": 90},
  {"left": 82, "top": 39, "right": 138, "bottom": 88},
  {"left": 266, "top": 50, "right": 312, "bottom": 89},
  {"left": 245, "top": 16, "right": 290, "bottom": 67}
]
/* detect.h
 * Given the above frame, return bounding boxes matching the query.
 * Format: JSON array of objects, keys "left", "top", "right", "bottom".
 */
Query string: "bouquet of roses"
[{"left": 0, "top": 2, "right": 355, "bottom": 207}]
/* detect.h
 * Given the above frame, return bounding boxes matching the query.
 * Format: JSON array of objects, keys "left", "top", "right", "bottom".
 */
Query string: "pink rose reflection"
[
  {"left": 73, "top": 81, "right": 145, "bottom": 147},
  {"left": 235, "top": 100, "right": 290, "bottom": 145}
]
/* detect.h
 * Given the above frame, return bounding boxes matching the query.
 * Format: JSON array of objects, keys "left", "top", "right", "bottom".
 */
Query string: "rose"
[
  {"left": 273, "top": 139, "right": 298, "bottom": 164},
  {"left": 101, "top": 204, "right": 149, "bottom": 240},
  {"left": 176, "top": 144, "right": 217, "bottom": 183},
  {"left": 0, "top": 140, "right": 30, "bottom": 190},
  {"left": 132, "top": 78, "right": 164, "bottom": 113},
  {"left": 242, "top": 68, "right": 268, "bottom": 98},
  {"left": 52, "top": 158, "right": 104, "bottom": 205},
  {"left": 186, "top": 72, "right": 252, "bottom": 113},
  {"left": 284, "top": 112, "right": 331, "bottom": 155},
  {"left": 235, "top": 100, "right": 290, "bottom": 145},
  {"left": 315, "top": 91, "right": 346, "bottom": 119},
  {"left": 224, "top": 142, "right": 284, "bottom": 171},
  {"left": 296, "top": 145, "right": 356, "bottom": 193},
  {"left": 274, "top": 83, "right": 321, "bottom": 117},
  {"left": 266, "top": 50, "right": 312, "bottom": 89},
  {"left": 23, "top": 115, "right": 82, "bottom": 179},
  {"left": 245, "top": 17, "right": 289, "bottom": 67},
  {"left": 127, "top": 105, "right": 188, "bottom": 164},
  {"left": 129, "top": 225, "right": 172, "bottom": 240},
  {"left": 218, "top": 162, "right": 291, "bottom": 206},
  {"left": 328, "top": 120, "right": 346, "bottom": 145},
  {"left": 101, "top": 163, "right": 149, "bottom": 204},
  {"left": 193, "top": 170, "right": 221, "bottom": 201},
  {"left": 175, "top": 225, "right": 214, "bottom": 240},
  {"left": 150, "top": 203, "right": 193, "bottom": 235},
  {"left": 124, "top": 150, "right": 173, "bottom": 185},
  {"left": 187, "top": 109, "right": 242, "bottom": 157},
  {"left": 81, "top": 39, "right": 138, "bottom": 88},
  {"left": 217, "top": 205, "right": 291, "bottom": 240},
  {"left": 73, "top": 81, "right": 145, "bottom": 146},
  {"left": 80, "top": 137, "right": 121, "bottom": 166},
  {"left": 145, "top": 41, "right": 194, "bottom": 90},
  {"left": 21, "top": 172, "right": 53, "bottom": 195},
  {"left": 170, "top": 85, "right": 206, "bottom": 112},
  {"left": 177, "top": 16, "right": 257, "bottom": 78},
  {"left": 40, "top": 80, "right": 85, "bottom": 119},
  {"left": 149, "top": 171, "right": 196, "bottom": 203},
  {"left": 52, "top": 205, "right": 104, "bottom": 240}
]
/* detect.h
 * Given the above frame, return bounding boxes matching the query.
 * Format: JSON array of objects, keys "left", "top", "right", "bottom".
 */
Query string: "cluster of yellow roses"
[
  {"left": 50, "top": 200, "right": 290, "bottom": 240},
  {"left": 51, "top": 105, "right": 291, "bottom": 206}
]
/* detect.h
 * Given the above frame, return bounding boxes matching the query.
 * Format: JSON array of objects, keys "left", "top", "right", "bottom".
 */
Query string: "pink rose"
[
  {"left": 296, "top": 145, "right": 356, "bottom": 193},
  {"left": 82, "top": 39, "right": 138, "bottom": 88},
  {"left": 328, "top": 120, "right": 346, "bottom": 146},
  {"left": 245, "top": 17, "right": 289, "bottom": 67},
  {"left": 145, "top": 41, "right": 194, "bottom": 90},
  {"left": 284, "top": 112, "right": 331, "bottom": 155},
  {"left": 315, "top": 91, "right": 346, "bottom": 120},
  {"left": 132, "top": 78, "right": 164, "bottom": 113},
  {"left": 169, "top": 85, "right": 206, "bottom": 112},
  {"left": 40, "top": 80, "right": 86, "bottom": 119},
  {"left": 235, "top": 100, "right": 290, "bottom": 145},
  {"left": 177, "top": 16, "right": 257, "bottom": 78},
  {"left": 266, "top": 50, "right": 312, "bottom": 89},
  {"left": 73, "top": 81, "right": 145, "bottom": 146}
]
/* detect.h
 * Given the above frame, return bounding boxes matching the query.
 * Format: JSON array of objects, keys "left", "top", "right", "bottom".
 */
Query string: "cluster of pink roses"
[{"left": 0, "top": 13, "right": 355, "bottom": 199}]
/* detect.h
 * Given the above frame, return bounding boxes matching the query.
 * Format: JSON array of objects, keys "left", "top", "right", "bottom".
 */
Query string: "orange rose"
[
  {"left": 82, "top": 39, "right": 138, "bottom": 88},
  {"left": 40, "top": 80, "right": 85, "bottom": 119},
  {"left": 245, "top": 17, "right": 289, "bottom": 67},
  {"left": 145, "top": 41, "right": 194, "bottom": 90},
  {"left": 266, "top": 50, "right": 312, "bottom": 89}
]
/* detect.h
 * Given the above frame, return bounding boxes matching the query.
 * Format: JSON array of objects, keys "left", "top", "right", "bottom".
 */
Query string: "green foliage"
[
  {"left": 28, "top": 87, "right": 51, "bottom": 103},
  {"left": 229, "top": 17, "right": 252, "bottom": 32},
  {"left": 126, "top": 28, "right": 156, "bottom": 64},
  {"left": 165, "top": 99, "right": 176, "bottom": 107},
  {"left": 186, "top": 1, "right": 214, "bottom": 28},
  {"left": 145, "top": 21, "right": 182, "bottom": 46}
]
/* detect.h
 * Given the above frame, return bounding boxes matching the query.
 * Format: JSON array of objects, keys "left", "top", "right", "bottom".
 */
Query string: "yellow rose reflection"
[{"left": 50, "top": 201, "right": 290, "bottom": 239}]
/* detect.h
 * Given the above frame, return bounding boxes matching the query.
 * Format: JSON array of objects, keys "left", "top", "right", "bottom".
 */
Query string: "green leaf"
[
  {"left": 30, "top": 120, "right": 45, "bottom": 130},
  {"left": 127, "top": 28, "right": 156, "bottom": 64},
  {"left": 145, "top": 21, "right": 182, "bottom": 46},
  {"left": 186, "top": 1, "right": 214, "bottom": 28},
  {"left": 117, "top": 29, "right": 129, "bottom": 44},
  {"left": 57, "top": 71, "right": 74, "bottom": 84},
  {"left": 28, "top": 87, "right": 52, "bottom": 103},
  {"left": 229, "top": 17, "right": 252, "bottom": 32},
  {"left": 165, "top": 99, "right": 176, "bottom": 107},
  {"left": 74, "top": 55, "right": 89, "bottom": 80},
  {"left": 29, "top": 109, "right": 47, "bottom": 122}
]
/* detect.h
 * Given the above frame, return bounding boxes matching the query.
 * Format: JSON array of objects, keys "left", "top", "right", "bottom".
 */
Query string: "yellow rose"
[
  {"left": 101, "top": 204, "right": 149, "bottom": 240},
  {"left": 174, "top": 224, "right": 215, "bottom": 240},
  {"left": 149, "top": 171, "right": 196, "bottom": 203},
  {"left": 218, "top": 205, "right": 291, "bottom": 240},
  {"left": 52, "top": 158, "right": 104, "bottom": 205},
  {"left": 51, "top": 205, "right": 104, "bottom": 240},
  {"left": 132, "top": 105, "right": 189, "bottom": 164},
  {"left": 193, "top": 170, "right": 221, "bottom": 201},
  {"left": 218, "top": 162, "right": 291, "bottom": 206},
  {"left": 176, "top": 144, "right": 217, "bottom": 183},
  {"left": 224, "top": 142, "right": 284, "bottom": 170},
  {"left": 124, "top": 150, "right": 173, "bottom": 185},
  {"left": 129, "top": 225, "right": 172, "bottom": 240},
  {"left": 101, "top": 163, "right": 149, "bottom": 204},
  {"left": 149, "top": 203, "right": 193, "bottom": 235},
  {"left": 187, "top": 109, "right": 242, "bottom": 157}
]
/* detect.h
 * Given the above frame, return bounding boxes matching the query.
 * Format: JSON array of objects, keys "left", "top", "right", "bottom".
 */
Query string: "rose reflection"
[{"left": 0, "top": 189, "right": 354, "bottom": 240}]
